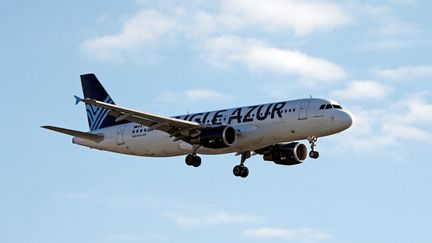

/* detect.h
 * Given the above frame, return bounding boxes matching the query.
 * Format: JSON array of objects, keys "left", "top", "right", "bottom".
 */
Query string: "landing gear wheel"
[
  {"left": 240, "top": 166, "right": 249, "bottom": 178},
  {"left": 233, "top": 165, "right": 242, "bottom": 177},
  {"left": 185, "top": 154, "right": 194, "bottom": 166},
  {"left": 185, "top": 154, "right": 201, "bottom": 167},
  {"left": 192, "top": 156, "right": 201, "bottom": 167},
  {"left": 309, "top": 151, "right": 319, "bottom": 159},
  {"left": 233, "top": 165, "right": 249, "bottom": 178}
]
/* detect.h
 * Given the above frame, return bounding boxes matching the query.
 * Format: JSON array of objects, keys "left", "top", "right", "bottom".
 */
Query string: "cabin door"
[
  {"left": 116, "top": 125, "right": 125, "bottom": 145},
  {"left": 298, "top": 100, "right": 311, "bottom": 120}
]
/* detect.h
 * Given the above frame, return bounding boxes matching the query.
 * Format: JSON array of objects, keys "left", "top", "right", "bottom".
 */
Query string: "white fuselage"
[{"left": 73, "top": 98, "right": 353, "bottom": 157}]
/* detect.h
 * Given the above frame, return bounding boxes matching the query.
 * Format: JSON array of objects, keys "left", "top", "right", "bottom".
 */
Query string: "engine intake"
[
  {"left": 192, "top": 126, "right": 237, "bottom": 149},
  {"left": 263, "top": 142, "right": 308, "bottom": 166}
]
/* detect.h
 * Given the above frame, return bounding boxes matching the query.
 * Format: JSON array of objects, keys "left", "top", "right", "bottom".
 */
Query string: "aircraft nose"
[{"left": 340, "top": 110, "right": 353, "bottom": 130}]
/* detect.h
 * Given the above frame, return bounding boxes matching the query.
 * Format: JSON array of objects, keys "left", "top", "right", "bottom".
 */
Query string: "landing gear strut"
[
  {"left": 308, "top": 136, "right": 319, "bottom": 159},
  {"left": 233, "top": 151, "right": 250, "bottom": 178},
  {"left": 185, "top": 146, "right": 201, "bottom": 167}
]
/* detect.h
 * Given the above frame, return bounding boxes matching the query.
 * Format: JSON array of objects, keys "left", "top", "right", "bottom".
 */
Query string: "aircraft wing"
[{"left": 78, "top": 98, "right": 204, "bottom": 141}]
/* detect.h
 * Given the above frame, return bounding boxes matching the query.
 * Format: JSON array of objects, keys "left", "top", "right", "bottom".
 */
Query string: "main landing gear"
[
  {"left": 233, "top": 151, "right": 250, "bottom": 178},
  {"left": 308, "top": 136, "right": 319, "bottom": 159},
  {"left": 185, "top": 146, "right": 201, "bottom": 167},
  {"left": 185, "top": 154, "right": 201, "bottom": 167}
]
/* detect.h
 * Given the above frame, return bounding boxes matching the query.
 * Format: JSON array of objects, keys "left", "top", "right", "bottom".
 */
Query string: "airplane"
[{"left": 42, "top": 74, "right": 353, "bottom": 178}]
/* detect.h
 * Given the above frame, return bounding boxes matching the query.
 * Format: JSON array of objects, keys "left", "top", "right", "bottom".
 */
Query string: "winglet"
[{"left": 74, "top": 95, "right": 83, "bottom": 105}]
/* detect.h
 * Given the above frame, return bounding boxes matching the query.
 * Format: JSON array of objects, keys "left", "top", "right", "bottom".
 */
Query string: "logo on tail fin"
[{"left": 86, "top": 96, "right": 114, "bottom": 131}]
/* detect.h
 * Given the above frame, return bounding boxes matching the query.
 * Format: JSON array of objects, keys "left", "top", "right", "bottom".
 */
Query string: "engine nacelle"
[
  {"left": 192, "top": 126, "right": 237, "bottom": 149},
  {"left": 263, "top": 142, "right": 308, "bottom": 166}
]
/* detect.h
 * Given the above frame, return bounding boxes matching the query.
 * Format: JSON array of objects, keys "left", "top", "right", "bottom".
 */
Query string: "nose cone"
[
  {"left": 334, "top": 110, "right": 353, "bottom": 131},
  {"left": 340, "top": 110, "right": 353, "bottom": 130}
]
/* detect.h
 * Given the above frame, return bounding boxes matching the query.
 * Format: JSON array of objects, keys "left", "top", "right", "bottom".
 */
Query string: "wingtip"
[{"left": 41, "top": 125, "right": 55, "bottom": 130}]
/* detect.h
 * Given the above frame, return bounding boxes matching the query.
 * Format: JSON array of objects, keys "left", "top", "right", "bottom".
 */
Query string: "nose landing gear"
[{"left": 308, "top": 136, "right": 319, "bottom": 159}]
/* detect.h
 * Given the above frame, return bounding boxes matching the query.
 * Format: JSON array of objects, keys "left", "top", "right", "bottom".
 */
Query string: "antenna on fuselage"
[{"left": 309, "top": 94, "right": 313, "bottom": 99}]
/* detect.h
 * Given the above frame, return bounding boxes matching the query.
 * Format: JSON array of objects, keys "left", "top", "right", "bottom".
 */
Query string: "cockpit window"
[
  {"left": 320, "top": 103, "right": 343, "bottom": 110},
  {"left": 319, "top": 103, "right": 343, "bottom": 110}
]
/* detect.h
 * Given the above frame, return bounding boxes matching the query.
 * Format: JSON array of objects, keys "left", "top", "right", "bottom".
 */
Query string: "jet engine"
[
  {"left": 191, "top": 126, "right": 237, "bottom": 149},
  {"left": 263, "top": 142, "right": 308, "bottom": 165}
]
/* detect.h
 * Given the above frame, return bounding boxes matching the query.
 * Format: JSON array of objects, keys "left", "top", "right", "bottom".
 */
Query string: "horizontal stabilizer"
[
  {"left": 74, "top": 95, "right": 83, "bottom": 105},
  {"left": 41, "top": 125, "right": 104, "bottom": 142}
]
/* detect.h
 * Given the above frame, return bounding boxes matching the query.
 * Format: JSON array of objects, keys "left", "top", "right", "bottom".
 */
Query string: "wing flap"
[
  {"left": 79, "top": 98, "right": 204, "bottom": 139},
  {"left": 81, "top": 98, "right": 201, "bottom": 128}
]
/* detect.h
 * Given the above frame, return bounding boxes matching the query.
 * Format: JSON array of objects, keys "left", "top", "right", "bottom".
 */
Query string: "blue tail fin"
[{"left": 80, "top": 73, "right": 121, "bottom": 131}]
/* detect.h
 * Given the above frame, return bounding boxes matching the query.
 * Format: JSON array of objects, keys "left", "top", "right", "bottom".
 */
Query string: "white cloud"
[
  {"left": 166, "top": 211, "right": 261, "bottom": 227},
  {"left": 216, "top": 0, "right": 352, "bottom": 36},
  {"left": 243, "top": 227, "right": 331, "bottom": 242},
  {"left": 189, "top": 0, "right": 352, "bottom": 36},
  {"left": 331, "top": 80, "right": 392, "bottom": 100},
  {"left": 80, "top": 9, "right": 178, "bottom": 61},
  {"left": 80, "top": 1, "right": 353, "bottom": 62},
  {"left": 374, "top": 18, "right": 420, "bottom": 37},
  {"left": 375, "top": 65, "right": 432, "bottom": 79},
  {"left": 155, "top": 89, "right": 235, "bottom": 105},
  {"left": 204, "top": 36, "right": 346, "bottom": 81},
  {"left": 336, "top": 93, "right": 432, "bottom": 151},
  {"left": 390, "top": 93, "right": 432, "bottom": 126},
  {"left": 366, "top": 19, "right": 422, "bottom": 50},
  {"left": 355, "top": 3, "right": 423, "bottom": 50}
]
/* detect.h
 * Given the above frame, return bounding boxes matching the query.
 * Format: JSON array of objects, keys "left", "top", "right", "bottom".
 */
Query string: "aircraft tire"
[
  {"left": 309, "top": 151, "right": 319, "bottom": 159},
  {"left": 233, "top": 165, "right": 248, "bottom": 178},
  {"left": 185, "top": 154, "right": 194, "bottom": 166},
  {"left": 233, "top": 165, "right": 242, "bottom": 177},
  {"left": 192, "top": 156, "right": 201, "bottom": 167},
  {"left": 240, "top": 166, "right": 249, "bottom": 178}
]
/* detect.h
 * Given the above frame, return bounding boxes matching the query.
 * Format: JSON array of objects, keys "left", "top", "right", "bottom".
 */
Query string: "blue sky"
[{"left": 1, "top": 0, "right": 432, "bottom": 242}]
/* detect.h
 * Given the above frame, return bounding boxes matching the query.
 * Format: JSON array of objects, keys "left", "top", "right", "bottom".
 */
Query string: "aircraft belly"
[{"left": 127, "top": 134, "right": 186, "bottom": 157}]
